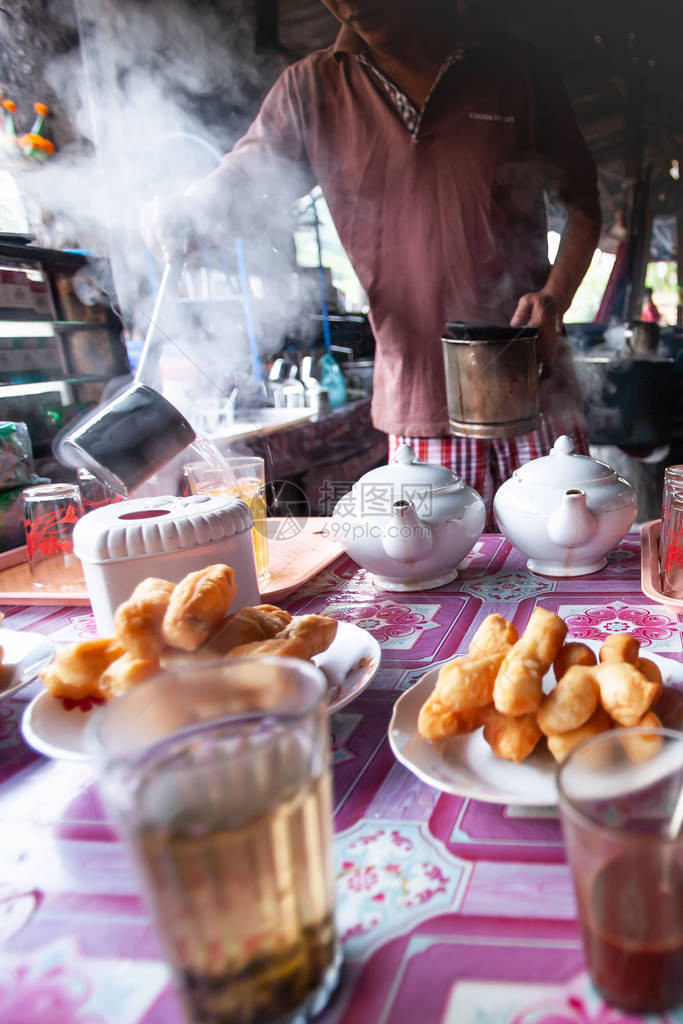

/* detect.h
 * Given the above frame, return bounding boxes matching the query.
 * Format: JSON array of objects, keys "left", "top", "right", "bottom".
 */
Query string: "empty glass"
[
  {"left": 23, "top": 482, "right": 85, "bottom": 590},
  {"left": 660, "top": 465, "right": 683, "bottom": 597}
]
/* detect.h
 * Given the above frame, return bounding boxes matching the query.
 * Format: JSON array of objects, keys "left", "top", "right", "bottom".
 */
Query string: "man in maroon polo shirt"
[{"left": 144, "top": 0, "right": 601, "bottom": 516}]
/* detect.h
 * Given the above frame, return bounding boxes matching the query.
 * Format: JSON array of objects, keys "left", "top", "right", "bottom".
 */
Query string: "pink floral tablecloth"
[{"left": 1, "top": 533, "right": 682, "bottom": 1024}]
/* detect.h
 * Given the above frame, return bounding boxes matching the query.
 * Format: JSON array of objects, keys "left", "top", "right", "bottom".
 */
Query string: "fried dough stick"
[
  {"left": 553, "top": 642, "right": 597, "bottom": 681},
  {"left": 468, "top": 614, "right": 518, "bottom": 658},
  {"left": 599, "top": 632, "right": 639, "bottom": 665},
  {"left": 480, "top": 706, "right": 542, "bottom": 764},
  {"left": 229, "top": 614, "right": 338, "bottom": 660},
  {"left": 537, "top": 665, "right": 600, "bottom": 736},
  {"left": 621, "top": 710, "right": 664, "bottom": 763},
  {"left": 594, "top": 662, "right": 660, "bottom": 726},
  {"left": 493, "top": 607, "right": 567, "bottom": 716},
  {"left": 41, "top": 637, "right": 125, "bottom": 700},
  {"left": 418, "top": 614, "right": 517, "bottom": 740},
  {"left": 162, "top": 564, "right": 237, "bottom": 651},
  {"left": 201, "top": 605, "right": 292, "bottom": 656},
  {"left": 547, "top": 706, "right": 612, "bottom": 764},
  {"left": 417, "top": 699, "right": 484, "bottom": 741},
  {"left": 432, "top": 652, "right": 506, "bottom": 713},
  {"left": 114, "top": 577, "right": 175, "bottom": 659},
  {"left": 99, "top": 653, "right": 161, "bottom": 699}
]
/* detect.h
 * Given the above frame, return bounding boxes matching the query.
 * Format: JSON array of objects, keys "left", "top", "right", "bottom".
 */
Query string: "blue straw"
[
  {"left": 234, "top": 236, "right": 263, "bottom": 381},
  {"left": 311, "top": 193, "right": 332, "bottom": 351},
  {"left": 318, "top": 264, "right": 332, "bottom": 351}
]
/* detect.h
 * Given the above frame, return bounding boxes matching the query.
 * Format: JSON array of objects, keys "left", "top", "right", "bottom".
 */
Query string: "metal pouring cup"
[
  {"left": 53, "top": 382, "right": 196, "bottom": 496},
  {"left": 442, "top": 322, "right": 541, "bottom": 438}
]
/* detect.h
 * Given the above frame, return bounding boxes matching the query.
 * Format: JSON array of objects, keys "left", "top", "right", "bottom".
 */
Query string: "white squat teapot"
[
  {"left": 331, "top": 444, "right": 486, "bottom": 591},
  {"left": 493, "top": 435, "right": 637, "bottom": 576}
]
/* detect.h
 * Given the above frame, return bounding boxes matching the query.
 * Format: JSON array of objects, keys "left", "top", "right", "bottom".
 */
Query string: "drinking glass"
[
  {"left": 186, "top": 457, "right": 269, "bottom": 580},
  {"left": 557, "top": 727, "right": 683, "bottom": 1013},
  {"left": 77, "top": 467, "right": 122, "bottom": 512},
  {"left": 88, "top": 657, "right": 341, "bottom": 1024},
  {"left": 660, "top": 464, "right": 683, "bottom": 596},
  {"left": 23, "top": 482, "right": 85, "bottom": 590}
]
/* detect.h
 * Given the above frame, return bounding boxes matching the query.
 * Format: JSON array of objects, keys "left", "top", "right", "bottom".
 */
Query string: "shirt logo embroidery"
[{"left": 469, "top": 112, "right": 515, "bottom": 123}]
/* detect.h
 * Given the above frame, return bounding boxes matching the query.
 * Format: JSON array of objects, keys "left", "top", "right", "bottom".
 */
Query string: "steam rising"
[{"left": 13, "top": 0, "right": 317, "bottom": 423}]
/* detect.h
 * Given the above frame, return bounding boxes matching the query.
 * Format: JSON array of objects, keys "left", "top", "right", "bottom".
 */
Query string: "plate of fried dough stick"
[
  {"left": 389, "top": 607, "right": 683, "bottom": 806},
  {"left": 0, "top": 627, "right": 54, "bottom": 700},
  {"left": 21, "top": 563, "right": 381, "bottom": 761}
]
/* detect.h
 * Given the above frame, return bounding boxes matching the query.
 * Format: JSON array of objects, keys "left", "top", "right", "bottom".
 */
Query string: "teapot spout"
[
  {"left": 381, "top": 499, "right": 433, "bottom": 562},
  {"left": 547, "top": 489, "right": 598, "bottom": 548}
]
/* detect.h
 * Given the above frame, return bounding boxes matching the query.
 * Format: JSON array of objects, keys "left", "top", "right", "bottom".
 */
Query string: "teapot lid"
[
  {"left": 513, "top": 435, "right": 616, "bottom": 486},
  {"left": 357, "top": 444, "right": 461, "bottom": 490}
]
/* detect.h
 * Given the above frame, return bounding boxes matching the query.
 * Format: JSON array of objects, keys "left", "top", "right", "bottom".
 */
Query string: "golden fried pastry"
[
  {"left": 201, "top": 605, "right": 292, "bottom": 656},
  {"left": 468, "top": 614, "right": 519, "bottom": 658},
  {"left": 40, "top": 637, "right": 125, "bottom": 700},
  {"left": 594, "top": 661, "right": 660, "bottom": 726},
  {"left": 114, "top": 577, "right": 175, "bottom": 659},
  {"left": 493, "top": 607, "right": 568, "bottom": 717},
  {"left": 621, "top": 710, "right": 664, "bottom": 763},
  {"left": 480, "top": 706, "right": 542, "bottom": 764},
  {"left": 52, "top": 637, "right": 125, "bottom": 694},
  {"left": 432, "top": 652, "right": 506, "bottom": 713},
  {"left": 553, "top": 642, "right": 597, "bottom": 681},
  {"left": 599, "top": 632, "right": 639, "bottom": 665},
  {"left": 39, "top": 663, "right": 76, "bottom": 699},
  {"left": 417, "top": 697, "right": 485, "bottom": 741},
  {"left": 635, "top": 657, "right": 664, "bottom": 705},
  {"left": 537, "top": 665, "right": 600, "bottom": 736},
  {"left": 99, "top": 653, "right": 161, "bottom": 699},
  {"left": 229, "top": 614, "right": 338, "bottom": 661},
  {"left": 162, "top": 564, "right": 237, "bottom": 651},
  {"left": 546, "top": 706, "right": 612, "bottom": 764}
]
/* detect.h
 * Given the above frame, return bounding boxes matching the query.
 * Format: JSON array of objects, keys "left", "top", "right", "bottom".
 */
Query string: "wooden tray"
[
  {"left": 0, "top": 518, "right": 344, "bottom": 607},
  {"left": 640, "top": 519, "right": 683, "bottom": 610}
]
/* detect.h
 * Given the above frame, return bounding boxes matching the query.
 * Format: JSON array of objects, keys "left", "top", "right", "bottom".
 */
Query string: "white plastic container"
[{"left": 73, "top": 493, "right": 260, "bottom": 634}]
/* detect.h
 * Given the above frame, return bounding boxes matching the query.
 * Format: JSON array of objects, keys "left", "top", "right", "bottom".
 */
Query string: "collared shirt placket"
[{"left": 356, "top": 49, "right": 466, "bottom": 140}]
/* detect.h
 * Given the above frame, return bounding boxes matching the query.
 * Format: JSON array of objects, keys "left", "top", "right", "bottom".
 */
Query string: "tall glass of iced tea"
[
  {"left": 88, "top": 657, "right": 341, "bottom": 1024},
  {"left": 186, "top": 457, "right": 269, "bottom": 582},
  {"left": 558, "top": 727, "right": 683, "bottom": 1014}
]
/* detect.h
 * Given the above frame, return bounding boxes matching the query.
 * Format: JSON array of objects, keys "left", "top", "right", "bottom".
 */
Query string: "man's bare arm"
[{"left": 510, "top": 207, "right": 602, "bottom": 368}]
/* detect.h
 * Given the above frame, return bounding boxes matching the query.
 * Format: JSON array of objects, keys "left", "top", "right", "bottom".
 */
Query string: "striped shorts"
[{"left": 389, "top": 410, "right": 589, "bottom": 530}]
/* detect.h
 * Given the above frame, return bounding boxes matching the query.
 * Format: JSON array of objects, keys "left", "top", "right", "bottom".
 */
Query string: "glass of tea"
[
  {"left": 557, "top": 727, "right": 683, "bottom": 1014},
  {"left": 186, "top": 457, "right": 269, "bottom": 582},
  {"left": 88, "top": 657, "right": 341, "bottom": 1024}
]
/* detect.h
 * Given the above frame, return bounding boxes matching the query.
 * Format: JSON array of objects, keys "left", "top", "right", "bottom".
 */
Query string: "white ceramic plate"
[
  {"left": 20, "top": 621, "right": 380, "bottom": 761},
  {"left": 388, "top": 648, "right": 683, "bottom": 806},
  {"left": 0, "top": 629, "right": 54, "bottom": 700}
]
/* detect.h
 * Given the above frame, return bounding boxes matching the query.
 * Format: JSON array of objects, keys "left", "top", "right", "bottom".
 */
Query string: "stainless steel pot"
[
  {"left": 53, "top": 382, "right": 196, "bottom": 495},
  {"left": 573, "top": 354, "right": 673, "bottom": 446},
  {"left": 343, "top": 359, "right": 374, "bottom": 396},
  {"left": 441, "top": 322, "right": 540, "bottom": 438},
  {"left": 625, "top": 320, "right": 660, "bottom": 355}
]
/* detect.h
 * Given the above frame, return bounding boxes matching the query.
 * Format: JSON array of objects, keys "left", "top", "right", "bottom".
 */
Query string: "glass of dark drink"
[
  {"left": 557, "top": 727, "right": 683, "bottom": 1014},
  {"left": 88, "top": 657, "right": 342, "bottom": 1024}
]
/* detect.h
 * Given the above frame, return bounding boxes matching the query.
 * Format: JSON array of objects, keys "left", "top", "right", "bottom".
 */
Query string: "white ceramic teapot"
[
  {"left": 493, "top": 435, "right": 637, "bottom": 576},
  {"left": 331, "top": 444, "right": 486, "bottom": 590}
]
